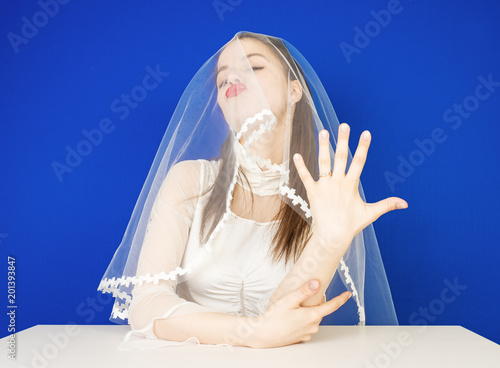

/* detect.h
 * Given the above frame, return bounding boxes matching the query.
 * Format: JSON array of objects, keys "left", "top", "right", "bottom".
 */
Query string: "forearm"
[
  {"left": 153, "top": 311, "right": 260, "bottom": 347},
  {"left": 271, "top": 230, "right": 350, "bottom": 307}
]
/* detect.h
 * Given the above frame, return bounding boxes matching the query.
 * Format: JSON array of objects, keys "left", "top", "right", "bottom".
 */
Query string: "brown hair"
[{"left": 199, "top": 33, "right": 318, "bottom": 267}]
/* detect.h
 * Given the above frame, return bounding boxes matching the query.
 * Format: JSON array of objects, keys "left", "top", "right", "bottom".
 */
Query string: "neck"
[{"left": 238, "top": 122, "right": 286, "bottom": 167}]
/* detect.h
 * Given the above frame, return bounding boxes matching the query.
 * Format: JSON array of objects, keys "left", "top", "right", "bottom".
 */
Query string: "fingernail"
[
  {"left": 294, "top": 153, "right": 300, "bottom": 161},
  {"left": 309, "top": 280, "right": 319, "bottom": 290},
  {"left": 341, "top": 124, "right": 348, "bottom": 132},
  {"left": 348, "top": 292, "right": 352, "bottom": 298},
  {"left": 321, "top": 130, "right": 328, "bottom": 139},
  {"left": 362, "top": 131, "right": 370, "bottom": 140},
  {"left": 397, "top": 202, "right": 407, "bottom": 209}
]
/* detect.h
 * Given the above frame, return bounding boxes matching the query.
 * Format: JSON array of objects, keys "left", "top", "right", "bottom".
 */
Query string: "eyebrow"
[{"left": 216, "top": 53, "right": 269, "bottom": 78}]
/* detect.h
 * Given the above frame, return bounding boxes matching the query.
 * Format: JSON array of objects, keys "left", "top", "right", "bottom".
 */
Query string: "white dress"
[{"left": 120, "top": 158, "right": 294, "bottom": 349}]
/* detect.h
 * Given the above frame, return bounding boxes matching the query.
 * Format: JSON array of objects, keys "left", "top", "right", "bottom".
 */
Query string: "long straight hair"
[{"left": 199, "top": 33, "right": 318, "bottom": 267}]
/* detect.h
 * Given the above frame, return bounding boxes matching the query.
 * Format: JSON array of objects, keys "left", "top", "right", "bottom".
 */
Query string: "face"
[{"left": 216, "top": 37, "right": 289, "bottom": 134}]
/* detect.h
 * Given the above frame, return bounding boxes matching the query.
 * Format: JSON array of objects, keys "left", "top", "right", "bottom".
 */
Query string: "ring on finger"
[{"left": 319, "top": 172, "right": 332, "bottom": 178}]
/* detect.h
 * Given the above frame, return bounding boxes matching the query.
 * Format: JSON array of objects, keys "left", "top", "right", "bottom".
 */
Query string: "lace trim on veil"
[{"left": 97, "top": 109, "right": 365, "bottom": 325}]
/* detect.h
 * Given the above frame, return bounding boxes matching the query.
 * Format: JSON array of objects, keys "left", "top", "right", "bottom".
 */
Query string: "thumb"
[
  {"left": 368, "top": 197, "right": 408, "bottom": 222},
  {"left": 282, "top": 279, "right": 321, "bottom": 307}
]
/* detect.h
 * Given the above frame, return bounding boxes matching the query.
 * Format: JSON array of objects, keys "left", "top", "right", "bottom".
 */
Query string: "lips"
[{"left": 226, "top": 83, "right": 247, "bottom": 98}]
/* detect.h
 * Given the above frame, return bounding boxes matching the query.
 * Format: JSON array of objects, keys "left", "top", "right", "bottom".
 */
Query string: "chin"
[{"left": 223, "top": 105, "right": 267, "bottom": 132}]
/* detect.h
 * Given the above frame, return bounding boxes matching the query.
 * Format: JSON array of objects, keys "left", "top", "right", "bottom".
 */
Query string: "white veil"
[{"left": 97, "top": 31, "right": 398, "bottom": 345}]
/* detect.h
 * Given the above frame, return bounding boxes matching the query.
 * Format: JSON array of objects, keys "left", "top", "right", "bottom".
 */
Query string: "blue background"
[{"left": 1, "top": 0, "right": 499, "bottom": 347}]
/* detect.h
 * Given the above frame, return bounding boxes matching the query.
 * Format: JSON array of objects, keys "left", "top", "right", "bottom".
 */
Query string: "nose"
[{"left": 226, "top": 70, "right": 241, "bottom": 85}]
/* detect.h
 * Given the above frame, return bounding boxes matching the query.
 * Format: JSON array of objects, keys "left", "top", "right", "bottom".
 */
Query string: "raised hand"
[{"left": 293, "top": 123, "right": 408, "bottom": 246}]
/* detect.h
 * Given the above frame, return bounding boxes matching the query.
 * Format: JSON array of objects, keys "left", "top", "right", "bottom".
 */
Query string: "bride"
[{"left": 97, "top": 31, "right": 408, "bottom": 349}]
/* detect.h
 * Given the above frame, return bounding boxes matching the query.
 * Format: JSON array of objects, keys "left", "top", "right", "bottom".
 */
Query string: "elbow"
[{"left": 128, "top": 301, "right": 153, "bottom": 332}]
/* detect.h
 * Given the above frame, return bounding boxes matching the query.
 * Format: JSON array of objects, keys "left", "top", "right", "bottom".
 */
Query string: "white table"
[{"left": 1, "top": 325, "right": 499, "bottom": 368}]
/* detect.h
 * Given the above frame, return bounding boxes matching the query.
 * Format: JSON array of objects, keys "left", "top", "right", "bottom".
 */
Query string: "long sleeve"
[{"left": 127, "top": 159, "right": 217, "bottom": 340}]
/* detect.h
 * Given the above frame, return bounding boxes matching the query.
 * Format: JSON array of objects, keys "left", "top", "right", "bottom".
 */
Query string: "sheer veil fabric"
[{"left": 97, "top": 31, "right": 398, "bottom": 349}]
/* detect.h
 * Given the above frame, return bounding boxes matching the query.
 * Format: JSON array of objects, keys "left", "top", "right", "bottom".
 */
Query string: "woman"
[{"left": 97, "top": 31, "right": 408, "bottom": 349}]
